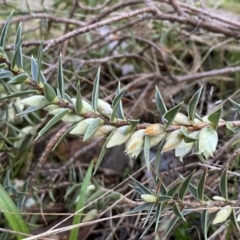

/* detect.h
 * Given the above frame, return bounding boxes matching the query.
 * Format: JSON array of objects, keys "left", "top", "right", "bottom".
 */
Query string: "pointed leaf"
[
  {"left": 158, "top": 195, "right": 172, "bottom": 202},
  {"left": 201, "top": 210, "right": 208, "bottom": 240},
  {"left": 155, "top": 86, "right": 167, "bottom": 116},
  {"left": 31, "top": 56, "right": 37, "bottom": 81},
  {"left": 57, "top": 54, "right": 65, "bottom": 99},
  {"left": 0, "top": 183, "right": 30, "bottom": 239},
  {"left": 11, "top": 38, "right": 22, "bottom": 69},
  {"left": 75, "top": 81, "right": 83, "bottom": 114},
  {"left": 129, "top": 176, "right": 152, "bottom": 195},
  {"left": 229, "top": 209, "right": 239, "bottom": 230},
  {"left": 163, "top": 102, "right": 183, "bottom": 129},
  {"left": 127, "top": 202, "right": 151, "bottom": 214},
  {"left": 8, "top": 73, "right": 29, "bottom": 85},
  {"left": 70, "top": 161, "right": 93, "bottom": 240},
  {"left": 116, "top": 82, "right": 125, "bottom": 119},
  {"left": 0, "top": 90, "right": 37, "bottom": 101},
  {"left": 129, "top": 119, "right": 139, "bottom": 132},
  {"left": 14, "top": 23, "right": 23, "bottom": 68},
  {"left": 180, "top": 126, "right": 198, "bottom": 143},
  {"left": 189, "top": 183, "right": 209, "bottom": 201},
  {"left": 36, "top": 109, "right": 68, "bottom": 139},
  {"left": 229, "top": 99, "right": 240, "bottom": 114},
  {"left": 173, "top": 203, "right": 186, "bottom": 221},
  {"left": 208, "top": 107, "right": 222, "bottom": 129},
  {"left": 93, "top": 130, "right": 115, "bottom": 174},
  {"left": 144, "top": 135, "right": 151, "bottom": 171},
  {"left": 143, "top": 203, "right": 155, "bottom": 227},
  {"left": 16, "top": 106, "right": 43, "bottom": 116},
  {"left": 167, "top": 184, "right": 179, "bottom": 197},
  {"left": 92, "top": 67, "right": 100, "bottom": 111},
  {"left": 43, "top": 82, "right": 58, "bottom": 103},
  {"left": 219, "top": 164, "right": 228, "bottom": 199},
  {"left": 179, "top": 170, "right": 195, "bottom": 201},
  {"left": 37, "top": 42, "right": 44, "bottom": 84},
  {"left": 188, "top": 86, "right": 203, "bottom": 121},
  {"left": 111, "top": 89, "right": 126, "bottom": 122},
  {"left": 154, "top": 204, "right": 163, "bottom": 233},
  {"left": 197, "top": 168, "right": 208, "bottom": 201},
  {"left": 162, "top": 216, "right": 179, "bottom": 240},
  {"left": 0, "top": 10, "right": 13, "bottom": 48},
  {"left": 83, "top": 118, "right": 102, "bottom": 141},
  {"left": 52, "top": 123, "right": 77, "bottom": 151},
  {"left": 155, "top": 134, "right": 167, "bottom": 175}
]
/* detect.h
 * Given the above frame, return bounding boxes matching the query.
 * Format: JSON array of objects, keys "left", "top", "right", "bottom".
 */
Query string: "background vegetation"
[{"left": 1, "top": 0, "right": 240, "bottom": 239}]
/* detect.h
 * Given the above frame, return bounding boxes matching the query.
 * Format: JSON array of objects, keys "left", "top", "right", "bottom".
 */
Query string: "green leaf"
[
  {"left": 129, "top": 176, "right": 152, "bottom": 195},
  {"left": 208, "top": 107, "right": 222, "bottom": 129},
  {"left": 57, "top": 54, "right": 65, "bottom": 99},
  {"left": 188, "top": 86, "right": 203, "bottom": 121},
  {"left": 173, "top": 203, "right": 186, "bottom": 221},
  {"left": 167, "top": 184, "right": 179, "bottom": 197},
  {"left": 154, "top": 204, "right": 163, "bottom": 233},
  {"left": 31, "top": 56, "right": 37, "bottom": 81},
  {"left": 163, "top": 102, "right": 183, "bottom": 129},
  {"left": 75, "top": 81, "right": 83, "bottom": 114},
  {"left": 115, "top": 82, "right": 125, "bottom": 119},
  {"left": 93, "top": 130, "right": 115, "bottom": 174},
  {"left": 229, "top": 209, "right": 239, "bottom": 230},
  {"left": 143, "top": 203, "right": 155, "bottom": 227},
  {"left": 0, "top": 10, "right": 13, "bottom": 48},
  {"left": 155, "top": 86, "right": 167, "bottom": 116},
  {"left": 110, "top": 89, "right": 127, "bottom": 122},
  {"left": 43, "top": 82, "right": 58, "bottom": 103},
  {"left": 144, "top": 135, "right": 151, "bottom": 171},
  {"left": 201, "top": 210, "right": 208, "bottom": 240},
  {"left": 229, "top": 99, "right": 240, "bottom": 114},
  {"left": 11, "top": 38, "right": 22, "bottom": 70},
  {"left": 180, "top": 126, "right": 199, "bottom": 143},
  {"left": 158, "top": 195, "right": 172, "bottom": 202},
  {"left": 92, "top": 67, "right": 100, "bottom": 111},
  {"left": 179, "top": 171, "right": 195, "bottom": 201},
  {"left": 83, "top": 118, "right": 102, "bottom": 141},
  {"left": 0, "top": 70, "right": 13, "bottom": 78},
  {"left": 127, "top": 202, "right": 151, "bottom": 214},
  {"left": 16, "top": 106, "right": 43, "bottom": 116},
  {"left": 12, "top": 23, "right": 23, "bottom": 69},
  {"left": 219, "top": 164, "right": 228, "bottom": 199},
  {"left": 8, "top": 73, "right": 29, "bottom": 85},
  {"left": 0, "top": 90, "right": 37, "bottom": 101},
  {"left": 70, "top": 161, "right": 93, "bottom": 240},
  {"left": 188, "top": 183, "right": 209, "bottom": 201},
  {"left": 162, "top": 216, "right": 179, "bottom": 240},
  {"left": 0, "top": 183, "right": 30, "bottom": 239},
  {"left": 37, "top": 42, "right": 44, "bottom": 84},
  {"left": 52, "top": 123, "right": 77, "bottom": 151},
  {"left": 155, "top": 134, "right": 167, "bottom": 176},
  {"left": 36, "top": 109, "right": 68, "bottom": 139},
  {"left": 197, "top": 168, "right": 208, "bottom": 201}
]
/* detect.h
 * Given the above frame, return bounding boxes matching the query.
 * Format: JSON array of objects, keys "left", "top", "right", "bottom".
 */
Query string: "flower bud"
[
  {"left": 125, "top": 129, "right": 145, "bottom": 158},
  {"left": 92, "top": 125, "right": 115, "bottom": 139},
  {"left": 106, "top": 125, "right": 132, "bottom": 148},
  {"left": 70, "top": 118, "right": 95, "bottom": 135},
  {"left": 144, "top": 124, "right": 165, "bottom": 136},
  {"left": 141, "top": 194, "right": 158, "bottom": 203},
  {"left": 97, "top": 99, "right": 113, "bottom": 118},
  {"left": 163, "top": 129, "right": 183, "bottom": 152},
  {"left": 173, "top": 113, "right": 192, "bottom": 125}
]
